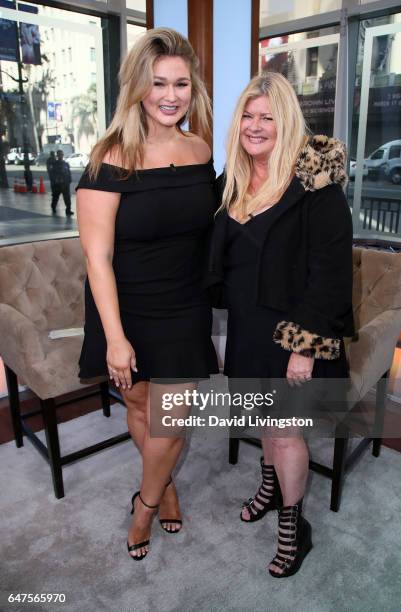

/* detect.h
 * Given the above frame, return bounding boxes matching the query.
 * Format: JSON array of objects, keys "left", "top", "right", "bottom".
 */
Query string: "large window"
[
  {"left": 260, "top": 0, "right": 341, "bottom": 29},
  {"left": 259, "top": 2, "right": 401, "bottom": 243},
  {"left": 350, "top": 13, "right": 401, "bottom": 240},
  {"left": 0, "top": 0, "right": 148, "bottom": 246},
  {"left": 259, "top": 27, "right": 340, "bottom": 136},
  {"left": 0, "top": 1, "right": 105, "bottom": 244}
]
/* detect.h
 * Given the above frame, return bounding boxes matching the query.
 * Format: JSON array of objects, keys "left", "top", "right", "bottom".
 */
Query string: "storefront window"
[
  {"left": 260, "top": 0, "right": 341, "bottom": 29},
  {"left": 349, "top": 13, "right": 401, "bottom": 241},
  {"left": 0, "top": 1, "right": 105, "bottom": 243},
  {"left": 259, "top": 27, "right": 340, "bottom": 136}
]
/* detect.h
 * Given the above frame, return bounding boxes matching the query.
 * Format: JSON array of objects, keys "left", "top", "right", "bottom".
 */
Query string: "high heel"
[
  {"left": 240, "top": 457, "right": 282, "bottom": 522},
  {"left": 268, "top": 498, "right": 313, "bottom": 578},
  {"left": 127, "top": 491, "right": 159, "bottom": 561},
  {"left": 159, "top": 478, "right": 183, "bottom": 534}
]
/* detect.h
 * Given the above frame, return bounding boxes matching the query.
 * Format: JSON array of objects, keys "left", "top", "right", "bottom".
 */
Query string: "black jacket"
[
  {"left": 207, "top": 135, "right": 355, "bottom": 360},
  {"left": 53, "top": 159, "right": 72, "bottom": 186}
]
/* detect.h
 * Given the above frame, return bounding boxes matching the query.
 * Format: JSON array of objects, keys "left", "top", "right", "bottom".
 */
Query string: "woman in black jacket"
[{"left": 208, "top": 72, "right": 354, "bottom": 578}]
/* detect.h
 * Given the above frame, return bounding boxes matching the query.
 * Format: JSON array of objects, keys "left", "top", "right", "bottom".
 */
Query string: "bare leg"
[
  {"left": 125, "top": 381, "right": 148, "bottom": 451},
  {"left": 123, "top": 380, "right": 183, "bottom": 533},
  {"left": 241, "top": 435, "right": 275, "bottom": 520},
  {"left": 268, "top": 433, "right": 309, "bottom": 574},
  {"left": 262, "top": 436, "right": 274, "bottom": 466},
  {"left": 271, "top": 435, "right": 309, "bottom": 506},
  {"left": 126, "top": 382, "right": 194, "bottom": 558}
]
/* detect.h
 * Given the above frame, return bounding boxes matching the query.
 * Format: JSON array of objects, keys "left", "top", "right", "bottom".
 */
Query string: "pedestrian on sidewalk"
[
  {"left": 46, "top": 151, "right": 56, "bottom": 200},
  {"left": 51, "top": 150, "right": 73, "bottom": 216}
]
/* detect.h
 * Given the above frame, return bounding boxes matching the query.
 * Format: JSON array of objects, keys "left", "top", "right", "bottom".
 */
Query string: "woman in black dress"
[
  {"left": 208, "top": 72, "right": 354, "bottom": 577},
  {"left": 76, "top": 28, "right": 218, "bottom": 560}
]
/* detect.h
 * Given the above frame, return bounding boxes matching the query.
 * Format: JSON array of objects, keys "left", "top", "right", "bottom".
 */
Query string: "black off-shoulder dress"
[{"left": 76, "top": 161, "right": 219, "bottom": 384}]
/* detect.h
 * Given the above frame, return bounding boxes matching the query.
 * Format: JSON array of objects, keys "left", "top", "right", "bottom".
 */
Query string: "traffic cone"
[
  {"left": 20, "top": 181, "right": 27, "bottom": 193},
  {"left": 14, "top": 179, "right": 18, "bottom": 192},
  {"left": 31, "top": 181, "right": 38, "bottom": 193},
  {"left": 17, "top": 180, "right": 23, "bottom": 193},
  {"left": 39, "top": 177, "right": 46, "bottom": 194}
]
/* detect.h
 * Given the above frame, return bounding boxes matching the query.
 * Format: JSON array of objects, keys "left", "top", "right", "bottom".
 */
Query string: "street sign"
[
  {"left": 47, "top": 102, "right": 62, "bottom": 122},
  {"left": 47, "top": 101, "right": 55, "bottom": 120}
]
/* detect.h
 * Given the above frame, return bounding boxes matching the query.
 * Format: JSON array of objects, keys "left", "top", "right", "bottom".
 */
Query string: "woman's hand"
[
  {"left": 286, "top": 352, "right": 314, "bottom": 386},
  {"left": 107, "top": 337, "right": 137, "bottom": 390}
]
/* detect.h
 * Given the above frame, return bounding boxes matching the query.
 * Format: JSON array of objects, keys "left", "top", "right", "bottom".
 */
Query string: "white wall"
[{"left": 153, "top": 0, "right": 188, "bottom": 36}]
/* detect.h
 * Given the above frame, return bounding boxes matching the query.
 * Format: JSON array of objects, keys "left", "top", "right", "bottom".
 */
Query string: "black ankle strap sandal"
[
  {"left": 127, "top": 491, "right": 159, "bottom": 561},
  {"left": 241, "top": 457, "right": 283, "bottom": 523},
  {"left": 268, "top": 499, "right": 313, "bottom": 578},
  {"left": 159, "top": 478, "right": 183, "bottom": 534}
]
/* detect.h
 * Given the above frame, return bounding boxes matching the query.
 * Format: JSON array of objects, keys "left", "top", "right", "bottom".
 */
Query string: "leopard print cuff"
[{"left": 273, "top": 320, "right": 340, "bottom": 360}]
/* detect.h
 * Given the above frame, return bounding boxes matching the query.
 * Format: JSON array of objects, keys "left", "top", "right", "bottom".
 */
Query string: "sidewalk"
[{"left": 0, "top": 183, "right": 78, "bottom": 244}]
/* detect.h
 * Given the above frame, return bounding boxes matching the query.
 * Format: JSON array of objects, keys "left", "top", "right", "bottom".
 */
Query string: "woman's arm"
[
  {"left": 77, "top": 188, "right": 136, "bottom": 389},
  {"left": 273, "top": 183, "right": 353, "bottom": 363}
]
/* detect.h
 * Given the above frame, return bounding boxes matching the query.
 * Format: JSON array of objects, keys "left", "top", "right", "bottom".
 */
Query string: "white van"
[
  {"left": 383, "top": 143, "right": 401, "bottom": 185},
  {"left": 363, "top": 140, "right": 401, "bottom": 182}
]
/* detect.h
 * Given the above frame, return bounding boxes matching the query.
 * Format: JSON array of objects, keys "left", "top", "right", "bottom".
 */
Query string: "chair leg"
[
  {"left": 4, "top": 365, "right": 24, "bottom": 447},
  {"left": 41, "top": 398, "right": 64, "bottom": 499},
  {"left": 330, "top": 428, "right": 349, "bottom": 512},
  {"left": 229, "top": 437, "right": 240, "bottom": 464},
  {"left": 100, "top": 381, "right": 111, "bottom": 417},
  {"left": 372, "top": 371, "right": 388, "bottom": 458},
  {"left": 372, "top": 438, "right": 382, "bottom": 458}
]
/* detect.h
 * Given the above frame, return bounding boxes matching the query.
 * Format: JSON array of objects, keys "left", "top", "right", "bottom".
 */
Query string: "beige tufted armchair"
[
  {"left": 228, "top": 246, "right": 401, "bottom": 511},
  {"left": 0, "top": 238, "right": 129, "bottom": 498}
]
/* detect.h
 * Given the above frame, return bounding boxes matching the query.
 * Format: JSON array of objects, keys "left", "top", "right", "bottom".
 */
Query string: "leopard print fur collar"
[{"left": 295, "top": 134, "right": 348, "bottom": 191}]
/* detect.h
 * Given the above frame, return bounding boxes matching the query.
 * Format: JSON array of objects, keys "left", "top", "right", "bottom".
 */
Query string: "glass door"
[{"left": 352, "top": 18, "right": 401, "bottom": 241}]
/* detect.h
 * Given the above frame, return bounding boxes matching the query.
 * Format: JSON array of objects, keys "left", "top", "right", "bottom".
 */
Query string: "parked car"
[
  {"left": 6, "top": 147, "right": 35, "bottom": 165},
  {"left": 65, "top": 152, "right": 89, "bottom": 168},
  {"left": 363, "top": 140, "right": 401, "bottom": 180},
  {"left": 382, "top": 142, "right": 401, "bottom": 185},
  {"left": 349, "top": 158, "right": 368, "bottom": 180}
]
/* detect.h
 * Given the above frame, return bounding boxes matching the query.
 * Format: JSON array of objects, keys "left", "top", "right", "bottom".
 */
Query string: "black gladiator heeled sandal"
[
  {"left": 159, "top": 478, "right": 183, "bottom": 534},
  {"left": 127, "top": 491, "right": 159, "bottom": 561},
  {"left": 240, "top": 457, "right": 283, "bottom": 523},
  {"left": 268, "top": 498, "right": 313, "bottom": 578}
]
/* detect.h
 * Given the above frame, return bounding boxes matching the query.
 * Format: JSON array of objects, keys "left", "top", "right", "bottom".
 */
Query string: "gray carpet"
[{"left": 1, "top": 403, "right": 401, "bottom": 612}]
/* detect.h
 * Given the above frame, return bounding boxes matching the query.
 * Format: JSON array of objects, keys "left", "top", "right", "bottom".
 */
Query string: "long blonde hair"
[
  {"left": 88, "top": 27, "right": 211, "bottom": 178},
  {"left": 221, "top": 72, "right": 307, "bottom": 221}
]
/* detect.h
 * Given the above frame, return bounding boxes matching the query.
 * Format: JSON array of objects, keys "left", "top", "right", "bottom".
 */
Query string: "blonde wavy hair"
[
  {"left": 221, "top": 72, "right": 308, "bottom": 221},
  {"left": 88, "top": 27, "right": 211, "bottom": 179}
]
